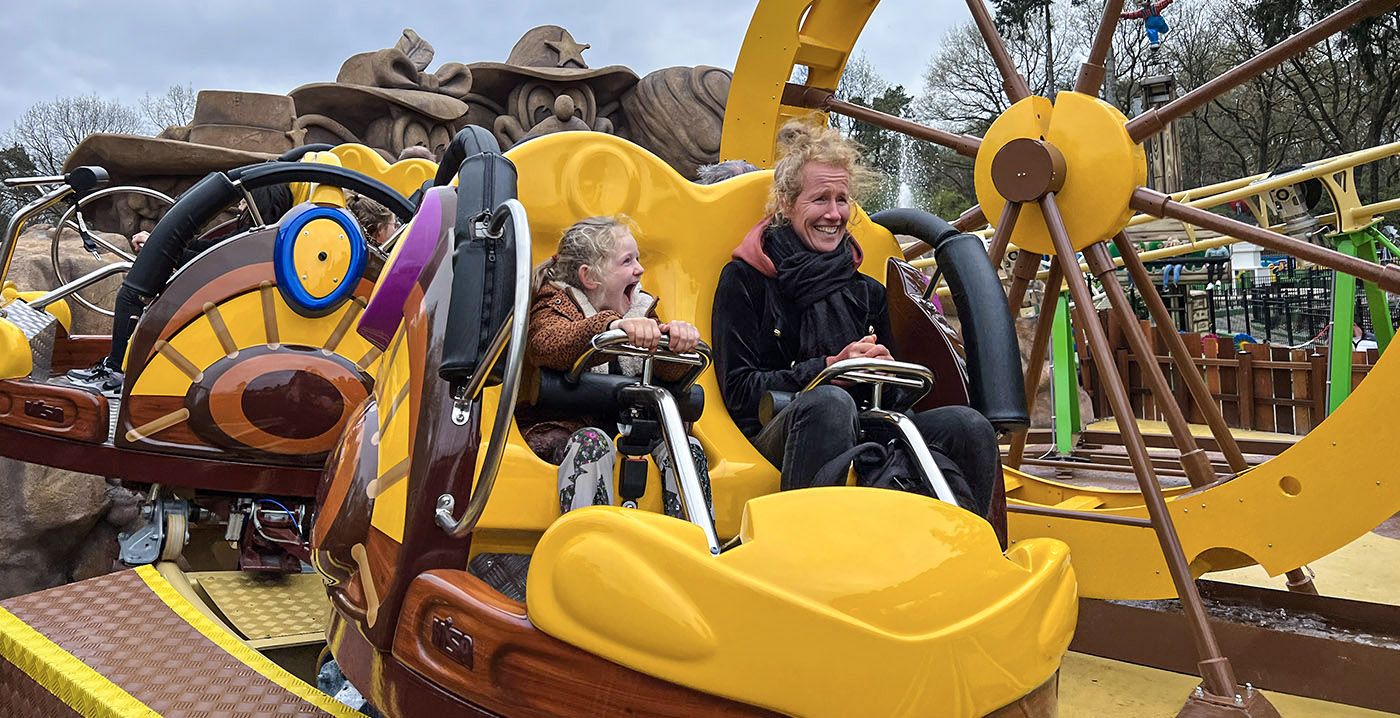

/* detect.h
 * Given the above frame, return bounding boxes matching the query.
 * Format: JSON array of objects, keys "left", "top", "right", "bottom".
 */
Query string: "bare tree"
[
  {"left": 5, "top": 94, "right": 145, "bottom": 175},
  {"left": 140, "top": 84, "right": 198, "bottom": 133}
]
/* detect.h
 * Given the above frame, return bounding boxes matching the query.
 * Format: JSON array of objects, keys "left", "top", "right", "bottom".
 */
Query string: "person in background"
[
  {"left": 1204, "top": 243, "right": 1232, "bottom": 290},
  {"left": 696, "top": 160, "right": 761, "bottom": 185},
  {"left": 346, "top": 192, "right": 397, "bottom": 248},
  {"left": 67, "top": 185, "right": 293, "bottom": 395}
]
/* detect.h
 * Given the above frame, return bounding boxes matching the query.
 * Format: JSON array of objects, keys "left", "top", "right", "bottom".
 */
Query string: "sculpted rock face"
[
  {"left": 0, "top": 459, "right": 143, "bottom": 600},
  {"left": 466, "top": 25, "right": 637, "bottom": 153},
  {"left": 620, "top": 66, "right": 732, "bottom": 181},
  {"left": 290, "top": 29, "right": 473, "bottom": 161},
  {"left": 8, "top": 223, "right": 130, "bottom": 334}
]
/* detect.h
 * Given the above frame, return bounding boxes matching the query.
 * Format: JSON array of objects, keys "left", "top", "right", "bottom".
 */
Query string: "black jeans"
[{"left": 750, "top": 385, "right": 999, "bottom": 517}]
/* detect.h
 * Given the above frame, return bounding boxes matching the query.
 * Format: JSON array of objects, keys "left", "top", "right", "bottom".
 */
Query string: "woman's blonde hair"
[
  {"left": 530, "top": 215, "right": 635, "bottom": 296},
  {"left": 765, "top": 116, "right": 874, "bottom": 221},
  {"left": 346, "top": 192, "right": 395, "bottom": 243}
]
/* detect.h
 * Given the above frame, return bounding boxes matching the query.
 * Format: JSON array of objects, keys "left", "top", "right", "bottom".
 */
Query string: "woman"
[{"left": 711, "top": 118, "right": 998, "bottom": 517}]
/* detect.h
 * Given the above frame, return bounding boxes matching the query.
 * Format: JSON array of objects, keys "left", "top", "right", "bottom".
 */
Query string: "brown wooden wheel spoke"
[
  {"left": 1124, "top": 0, "right": 1398, "bottom": 143},
  {"left": 1130, "top": 186, "right": 1400, "bottom": 292},
  {"left": 965, "top": 0, "right": 1033, "bottom": 103},
  {"left": 1039, "top": 192, "right": 1239, "bottom": 699},
  {"left": 1074, "top": 0, "right": 1128, "bottom": 95},
  {"left": 1007, "top": 258, "right": 1063, "bottom": 469},
  {"left": 900, "top": 204, "right": 989, "bottom": 260},
  {"left": 986, "top": 202, "right": 1022, "bottom": 268},
  {"left": 781, "top": 83, "right": 983, "bottom": 158},
  {"left": 1110, "top": 232, "right": 1250, "bottom": 474}
]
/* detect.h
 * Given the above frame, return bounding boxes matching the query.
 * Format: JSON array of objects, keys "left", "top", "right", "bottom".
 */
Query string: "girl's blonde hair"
[
  {"left": 530, "top": 215, "right": 635, "bottom": 296},
  {"left": 765, "top": 116, "right": 875, "bottom": 221}
]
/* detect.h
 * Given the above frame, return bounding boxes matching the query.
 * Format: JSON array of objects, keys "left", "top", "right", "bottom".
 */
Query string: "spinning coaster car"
[
  {"left": 314, "top": 127, "right": 1076, "bottom": 718},
  {"left": 0, "top": 143, "right": 434, "bottom": 569}
]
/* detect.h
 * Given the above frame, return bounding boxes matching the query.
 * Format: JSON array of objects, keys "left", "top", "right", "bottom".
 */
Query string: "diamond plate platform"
[
  {"left": 0, "top": 566, "right": 357, "bottom": 718},
  {"left": 192, "top": 571, "right": 329, "bottom": 642}
]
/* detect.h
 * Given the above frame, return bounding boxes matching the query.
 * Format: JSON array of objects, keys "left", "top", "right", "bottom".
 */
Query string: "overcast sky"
[{"left": 0, "top": 0, "right": 966, "bottom": 134}]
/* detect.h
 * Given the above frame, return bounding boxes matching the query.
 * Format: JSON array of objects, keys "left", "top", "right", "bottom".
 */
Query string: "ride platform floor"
[{"left": 0, "top": 565, "right": 358, "bottom": 718}]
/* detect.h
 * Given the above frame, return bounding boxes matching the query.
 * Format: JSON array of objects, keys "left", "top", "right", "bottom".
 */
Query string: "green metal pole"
[
  {"left": 1355, "top": 228, "right": 1393, "bottom": 353},
  {"left": 1328, "top": 237, "right": 1358, "bottom": 414},
  {"left": 1052, "top": 290, "right": 1080, "bottom": 454}
]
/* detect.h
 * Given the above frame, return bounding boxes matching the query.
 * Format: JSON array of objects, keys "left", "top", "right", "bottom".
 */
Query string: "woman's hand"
[
  {"left": 130, "top": 231, "right": 150, "bottom": 253},
  {"left": 827, "top": 334, "right": 892, "bottom": 365},
  {"left": 611, "top": 316, "right": 662, "bottom": 350},
  {"left": 660, "top": 320, "right": 700, "bottom": 354}
]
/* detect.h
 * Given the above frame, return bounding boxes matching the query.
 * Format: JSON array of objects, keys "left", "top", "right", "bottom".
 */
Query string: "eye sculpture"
[{"left": 274, "top": 204, "right": 369, "bottom": 317}]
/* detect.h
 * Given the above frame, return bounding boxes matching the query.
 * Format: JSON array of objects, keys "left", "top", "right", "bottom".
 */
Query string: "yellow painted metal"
[
  {"left": 0, "top": 311, "right": 32, "bottom": 379},
  {"left": 720, "top": 0, "right": 880, "bottom": 168},
  {"left": 527, "top": 489, "right": 1076, "bottom": 718},
  {"left": 974, "top": 93, "right": 1146, "bottom": 256},
  {"left": 0, "top": 605, "right": 154, "bottom": 717},
  {"left": 368, "top": 323, "right": 413, "bottom": 541},
  {"left": 131, "top": 287, "right": 378, "bottom": 398},
  {"left": 438, "top": 132, "right": 897, "bottom": 551},
  {"left": 291, "top": 218, "right": 356, "bottom": 299},
  {"left": 289, "top": 151, "right": 349, "bottom": 207},
  {"left": 328, "top": 143, "right": 437, "bottom": 199},
  {"left": 1007, "top": 337, "right": 1400, "bottom": 599}
]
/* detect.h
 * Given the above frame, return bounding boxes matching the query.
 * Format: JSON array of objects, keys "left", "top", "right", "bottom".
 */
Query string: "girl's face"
[{"left": 581, "top": 231, "right": 644, "bottom": 314}]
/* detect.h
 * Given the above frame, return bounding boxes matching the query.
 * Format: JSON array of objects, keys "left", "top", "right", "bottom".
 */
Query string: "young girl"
[{"left": 522, "top": 215, "right": 713, "bottom": 519}]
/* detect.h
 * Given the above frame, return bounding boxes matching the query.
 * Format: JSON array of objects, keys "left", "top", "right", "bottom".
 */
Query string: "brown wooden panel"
[
  {"left": 0, "top": 421, "right": 320, "bottom": 494},
  {"left": 1310, "top": 351, "right": 1328, "bottom": 427},
  {"left": 1270, "top": 346, "right": 1294, "bottom": 434},
  {"left": 47, "top": 333, "right": 112, "bottom": 375},
  {"left": 393, "top": 570, "right": 787, "bottom": 718},
  {"left": 1246, "top": 344, "right": 1274, "bottom": 432},
  {"left": 1236, "top": 347, "right": 1253, "bottom": 429},
  {"left": 0, "top": 379, "right": 107, "bottom": 443},
  {"left": 1291, "top": 349, "right": 1310, "bottom": 434}
]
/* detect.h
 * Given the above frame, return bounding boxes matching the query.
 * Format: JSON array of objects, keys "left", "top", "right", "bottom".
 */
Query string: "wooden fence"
[{"left": 1082, "top": 313, "right": 1381, "bottom": 435}]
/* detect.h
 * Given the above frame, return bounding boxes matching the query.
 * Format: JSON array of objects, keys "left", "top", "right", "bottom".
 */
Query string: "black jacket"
[{"left": 712, "top": 259, "right": 894, "bottom": 438}]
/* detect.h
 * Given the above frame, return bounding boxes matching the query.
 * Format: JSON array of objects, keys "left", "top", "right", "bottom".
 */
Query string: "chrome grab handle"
[
  {"left": 619, "top": 383, "right": 722, "bottom": 555},
  {"left": 803, "top": 357, "right": 935, "bottom": 409},
  {"left": 566, "top": 328, "right": 712, "bottom": 391},
  {"left": 802, "top": 358, "right": 959, "bottom": 507},
  {"left": 435, "top": 198, "right": 532, "bottom": 538}
]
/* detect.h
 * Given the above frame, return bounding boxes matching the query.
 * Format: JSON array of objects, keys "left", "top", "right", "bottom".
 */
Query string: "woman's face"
[{"left": 784, "top": 162, "right": 851, "bottom": 253}]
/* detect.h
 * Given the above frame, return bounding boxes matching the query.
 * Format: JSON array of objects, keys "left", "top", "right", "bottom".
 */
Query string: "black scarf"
[{"left": 763, "top": 223, "right": 869, "bottom": 358}]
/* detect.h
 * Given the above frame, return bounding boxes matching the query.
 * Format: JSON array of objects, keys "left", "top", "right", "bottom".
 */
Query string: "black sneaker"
[{"left": 66, "top": 361, "right": 124, "bottom": 397}]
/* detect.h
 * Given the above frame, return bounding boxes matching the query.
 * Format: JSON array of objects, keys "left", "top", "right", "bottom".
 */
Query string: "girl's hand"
[
  {"left": 611, "top": 316, "right": 662, "bottom": 350},
  {"left": 660, "top": 320, "right": 700, "bottom": 354}
]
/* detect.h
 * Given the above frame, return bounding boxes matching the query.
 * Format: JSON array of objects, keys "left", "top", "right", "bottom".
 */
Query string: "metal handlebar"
[
  {"left": 803, "top": 357, "right": 935, "bottom": 409},
  {"left": 2, "top": 174, "right": 67, "bottom": 188},
  {"left": 802, "top": 358, "right": 961, "bottom": 508},
  {"left": 1, "top": 166, "right": 113, "bottom": 291},
  {"left": 566, "top": 328, "right": 712, "bottom": 390}
]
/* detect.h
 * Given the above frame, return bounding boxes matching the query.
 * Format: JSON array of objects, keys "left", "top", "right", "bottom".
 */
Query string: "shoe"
[{"left": 66, "top": 361, "right": 124, "bottom": 397}]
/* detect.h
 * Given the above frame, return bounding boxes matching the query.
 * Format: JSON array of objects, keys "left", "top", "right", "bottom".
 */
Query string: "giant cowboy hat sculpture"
[
  {"left": 465, "top": 25, "right": 639, "bottom": 151},
  {"left": 290, "top": 29, "right": 472, "bottom": 161}
]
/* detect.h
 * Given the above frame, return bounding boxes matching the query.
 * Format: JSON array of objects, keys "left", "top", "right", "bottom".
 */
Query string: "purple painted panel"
[{"left": 358, "top": 187, "right": 448, "bottom": 350}]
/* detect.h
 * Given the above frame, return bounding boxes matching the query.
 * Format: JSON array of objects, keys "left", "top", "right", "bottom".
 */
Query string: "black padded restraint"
[
  {"left": 870, "top": 209, "right": 1029, "bottom": 433},
  {"left": 438, "top": 126, "right": 519, "bottom": 388}
]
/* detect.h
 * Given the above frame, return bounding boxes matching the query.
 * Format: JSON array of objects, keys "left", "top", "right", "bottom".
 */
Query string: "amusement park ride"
[{"left": 2, "top": 0, "right": 1400, "bottom": 716}]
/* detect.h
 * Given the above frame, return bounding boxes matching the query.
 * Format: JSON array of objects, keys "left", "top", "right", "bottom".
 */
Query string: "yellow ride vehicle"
[{"left": 313, "top": 126, "right": 1077, "bottom": 718}]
